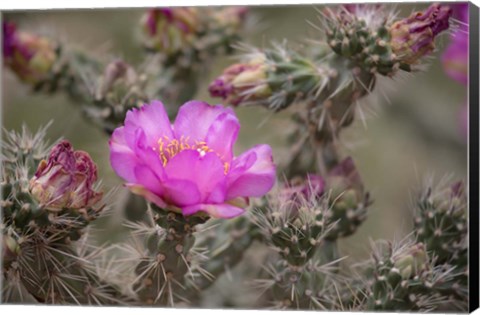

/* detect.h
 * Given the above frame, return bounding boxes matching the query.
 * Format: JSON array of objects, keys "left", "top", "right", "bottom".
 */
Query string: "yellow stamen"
[{"left": 157, "top": 136, "right": 229, "bottom": 174}]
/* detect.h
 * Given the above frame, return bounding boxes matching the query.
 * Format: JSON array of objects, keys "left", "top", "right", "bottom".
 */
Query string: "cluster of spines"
[
  {"left": 353, "top": 237, "right": 467, "bottom": 312},
  {"left": 412, "top": 180, "right": 468, "bottom": 305}
]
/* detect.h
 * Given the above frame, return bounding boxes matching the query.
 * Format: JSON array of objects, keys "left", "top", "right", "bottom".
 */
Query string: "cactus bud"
[
  {"left": 2, "top": 234, "right": 20, "bottom": 266},
  {"left": 209, "top": 55, "right": 271, "bottom": 106},
  {"left": 96, "top": 59, "right": 138, "bottom": 99},
  {"left": 3, "top": 22, "right": 57, "bottom": 84},
  {"left": 394, "top": 243, "right": 428, "bottom": 279},
  {"left": 325, "top": 157, "right": 369, "bottom": 240},
  {"left": 389, "top": 4, "right": 452, "bottom": 64},
  {"left": 29, "top": 140, "right": 102, "bottom": 211},
  {"left": 141, "top": 8, "right": 200, "bottom": 54}
]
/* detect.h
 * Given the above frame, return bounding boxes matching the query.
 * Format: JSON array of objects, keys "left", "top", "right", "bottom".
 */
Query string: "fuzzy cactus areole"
[
  {"left": 109, "top": 100, "right": 276, "bottom": 218},
  {"left": 29, "top": 140, "right": 103, "bottom": 211}
]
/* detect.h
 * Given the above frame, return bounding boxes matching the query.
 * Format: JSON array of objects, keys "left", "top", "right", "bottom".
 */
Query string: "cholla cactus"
[
  {"left": 210, "top": 4, "right": 452, "bottom": 143},
  {"left": 1, "top": 126, "right": 123, "bottom": 304},
  {"left": 3, "top": 7, "right": 248, "bottom": 130},
  {"left": 2, "top": 3, "right": 467, "bottom": 312}
]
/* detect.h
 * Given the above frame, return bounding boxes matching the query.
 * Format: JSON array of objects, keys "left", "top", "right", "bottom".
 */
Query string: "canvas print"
[{"left": 1, "top": 1, "right": 477, "bottom": 312}]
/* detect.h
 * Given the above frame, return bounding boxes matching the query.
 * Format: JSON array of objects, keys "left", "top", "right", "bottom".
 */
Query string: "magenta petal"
[
  {"left": 110, "top": 126, "right": 165, "bottom": 184},
  {"left": 226, "top": 144, "right": 276, "bottom": 199},
  {"left": 109, "top": 127, "right": 139, "bottom": 182},
  {"left": 205, "top": 112, "right": 240, "bottom": 162},
  {"left": 126, "top": 183, "right": 167, "bottom": 208},
  {"left": 134, "top": 164, "right": 163, "bottom": 196},
  {"left": 164, "top": 150, "right": 226, "bottom": 202},
  {"left": 124, "top": 100, "right": 174, "bottom": 148},
  {"left": 173, "top": 100, "right": 235, "bottom": 141},
  {"left": 182, "top": 203, "right": 245, "bottom": 218},
  {"left": 162, "top": 178, "right": 201, "bottom": 206}
]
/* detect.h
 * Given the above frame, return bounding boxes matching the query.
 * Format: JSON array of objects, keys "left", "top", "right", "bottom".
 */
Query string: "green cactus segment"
[
  {"left": 186, "top": 215, "right": 257, "bottom": 295},
  {"left": 256, "top": 254, "right": 345, "bottom": 310},
  {"left": 412, "top": 181, "right": 468, "bottom": 303},
  {"left": 414, "top": 182, "right": 467, "bottom": 266},
  {"left": 325, "top": 14, "right": 408, "bottom": 76},
  {"left": 365, "top": 241, "right": 429, "bottom": 311},
  {"left": 133, "top": 206, "right": 208, "bottom": 306},
  {"left": 251, "top": 191, "right": 338, "bottom": 267}
]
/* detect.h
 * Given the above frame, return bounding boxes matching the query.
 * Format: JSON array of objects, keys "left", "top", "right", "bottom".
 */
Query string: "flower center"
[{"left": 157, "top": 136, "right": 230, "bottom": 174}]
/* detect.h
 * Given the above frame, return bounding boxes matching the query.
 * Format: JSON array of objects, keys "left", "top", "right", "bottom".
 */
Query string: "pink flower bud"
[
  {"left": 3, "top": 22, "right": 57, "bottom": 84},
  {"left": 29, "top": 140, "right": 102, "bottom": 211},
  {"left": 141, "top": 8, "right": 200, "bottom": 54},
  {"left": 209, "top": 56, "right": 271, "bottom": 106}
]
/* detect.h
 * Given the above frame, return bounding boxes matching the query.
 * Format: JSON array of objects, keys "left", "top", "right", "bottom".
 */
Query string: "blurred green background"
[{"left": 2, "top": 3, "right": 468, "bottom": 264}]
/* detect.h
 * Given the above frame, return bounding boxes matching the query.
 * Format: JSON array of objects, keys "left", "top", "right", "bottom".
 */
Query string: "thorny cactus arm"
[
  {"left": 132, "top": 206, "right": 208, "bottom": 306},
  {"left": 412, "top": 180, "right": 468, "bottom": 303},
  {"left": 1, "top": 126, "right": 124, "bottom": 305},
  {"left": 185, "top": 215, "right": 259, "bottom": 295}
]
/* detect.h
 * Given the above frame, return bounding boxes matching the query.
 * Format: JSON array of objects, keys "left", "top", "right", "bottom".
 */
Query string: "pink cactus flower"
[
  {"left": 109, "top": 100, "right": 276, "bottom": 218},
  {"left": 29, "top": 140, "right": 102, "bottom": 211}
]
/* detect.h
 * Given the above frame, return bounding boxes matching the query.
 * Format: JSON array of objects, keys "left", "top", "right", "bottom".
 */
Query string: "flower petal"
[
  {"left": 182, "top": 203, "right": 245, "bottom": 218},
  {"left": 205, "top": 111, "right": 240, "bottom": 162},
  {"left": 226, "top": 144, "right": 276, "bottom": 199},
  {"left": 173, "top": 100, "right": 235, "bottom": 141},
  {"left": 124, "top": 100, "right": 174, "bottom": 148},
  {"left": 126, "top": 183, "right": 167, "bottom": 208},
  {"left": 162, "top": 178, "right": 201, "bottom": 206},
  {"left": 109, "top": 126, "right": 139, "bottom": 182},
  {"left": 110, "top": 126, "right": 165, "bottom": 184},
  {"left": 164, "top": 150, "right": 227, "bottom": 202}
]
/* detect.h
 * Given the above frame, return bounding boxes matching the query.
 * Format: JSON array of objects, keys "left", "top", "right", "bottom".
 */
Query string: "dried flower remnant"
[
  {"left": 29, "top": 140, "right": 102, "bottom": 211},
  {"left": 109, "top": 100, "right": 276, "bottom": 218},
  {"left": 390, "top": 4, "right": 452, "bottom": 65}
]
